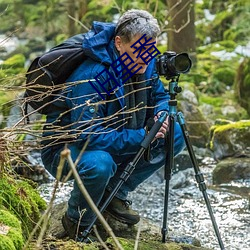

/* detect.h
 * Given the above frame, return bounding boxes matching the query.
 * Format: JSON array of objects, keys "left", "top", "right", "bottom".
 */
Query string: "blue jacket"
[{"left": 44, "top": 21, "right": 170, "bottom": 156}]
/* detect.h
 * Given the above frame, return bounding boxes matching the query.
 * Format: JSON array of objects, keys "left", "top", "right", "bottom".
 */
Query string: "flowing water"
[{"left": 38, "top": 156, "right": 250, "bottom": 250}]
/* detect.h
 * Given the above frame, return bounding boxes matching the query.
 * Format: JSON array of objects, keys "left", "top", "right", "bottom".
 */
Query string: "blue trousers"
[{"left": 41, "top": 123, "right": 185, "bottom": 226}]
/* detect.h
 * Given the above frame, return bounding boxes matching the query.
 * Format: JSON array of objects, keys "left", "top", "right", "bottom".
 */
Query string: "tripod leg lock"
[
  {"left": 120, "top": 162, "right": 135, "bottom": 182},
  {"left": 195, "top": 172, "right": 207, "bottom": 192}
]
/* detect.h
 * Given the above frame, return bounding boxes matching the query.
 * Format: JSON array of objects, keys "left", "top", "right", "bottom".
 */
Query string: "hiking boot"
[
  {"left": 61, "top": 213, "right": 97, "bottom": 243},
  {"left": 105, "top": 196, "right": 140, "bottom": 225}
]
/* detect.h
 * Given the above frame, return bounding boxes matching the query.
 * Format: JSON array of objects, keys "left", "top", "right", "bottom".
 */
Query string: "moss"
[
  {"left": 7, "top": 228, "right": 24, "bottom": 249},
  {"left": 213, "top": 120, "right": 250, "bottom": 133},
  {"left": 0, "top": 175, "right": 47, "bottom": 239},
  {"left": 217, "top": 40, "right": 237, "bottom": 51},
  {"left": 199, "top": 91, "right": 248, "bottom": 122},
  {"left": 0, "top": 235, "right": 16, "bottom": 250},
  {"left": 199, "top": 95, "right": 224, "bottom": 107},
  {"left": 209, "top": 120, "right": 250, "bottom": 151},
  {"left": 106, "top": 237, "right": 209, "bottom": 250},
  {"left": 0, "top": 209, "right": 24, "bottom": 249},
  {"left": 0, "top": 209, "right": 21, "bottom": 229},
  {"left": 213, "top": 67, "right": 235, "bottom": 86}
]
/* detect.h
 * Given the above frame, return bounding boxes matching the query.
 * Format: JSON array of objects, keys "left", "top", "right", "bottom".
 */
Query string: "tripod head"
[{"left": 168, "top": 76, "right": 182, "bottom": 100}]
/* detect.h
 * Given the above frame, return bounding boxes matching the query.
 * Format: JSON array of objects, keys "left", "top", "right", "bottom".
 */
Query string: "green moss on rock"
[
  {"left": 0, "top": 209, "right": 24, "bottom": 249},
  {"left": 0, "top": 174, "right": 46, "bottom": 239},
  {"left": 106, "top": 237, "right": 210, "bottom": 250},
  {"left": 0, "top": 235, "right": 16, "bottom": 250},
  {"left": 209, "top": 120, "right": 250, "bottom": 159}
]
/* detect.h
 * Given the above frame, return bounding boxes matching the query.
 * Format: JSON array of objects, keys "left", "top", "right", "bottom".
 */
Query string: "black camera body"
[{"left": 156, "top": 51, "right": 192, "bottom": 79}]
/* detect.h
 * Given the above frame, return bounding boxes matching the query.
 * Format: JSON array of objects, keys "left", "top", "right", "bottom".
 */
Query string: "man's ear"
[{"left": 115, "top": 36, "right": 122, "bottom": 51}]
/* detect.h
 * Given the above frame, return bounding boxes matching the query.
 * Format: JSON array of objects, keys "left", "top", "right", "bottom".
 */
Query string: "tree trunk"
[
  {"left": 167, "top": 0, "right": 196, "bottom": 62},
  {"left": 67, "top": 0, "right": 77, "bottom": 36},
  {"left": 78, "top": 0, "right": 88, "bottom": 20}
]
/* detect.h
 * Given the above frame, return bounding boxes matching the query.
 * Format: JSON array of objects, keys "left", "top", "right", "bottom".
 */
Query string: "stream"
[{"left": 38, "top": 155, "right": 250, "bottom": 250}]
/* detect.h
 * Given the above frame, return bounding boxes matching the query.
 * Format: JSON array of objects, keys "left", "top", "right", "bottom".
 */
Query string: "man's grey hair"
[{"left": 115, "top": 9, "right": 160, "bottom": 43}]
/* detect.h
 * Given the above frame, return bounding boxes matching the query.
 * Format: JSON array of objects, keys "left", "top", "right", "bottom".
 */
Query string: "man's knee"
[{"left": 77, "top": 150, "right": 117, "bottom": 181}]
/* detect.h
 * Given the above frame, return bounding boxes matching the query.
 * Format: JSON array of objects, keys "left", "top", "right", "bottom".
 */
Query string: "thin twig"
[
  {"left": 93, "top": 225, "right": 110, "bottom": 250},
  {"left": 134, "top": 220, "right": 142, "bottom": 250},
  {"left": 68, "top": 14, "right": 90, "bottom": 31},
  {"left": 61, "top": 148, "right": 124, "bottom": 250}
]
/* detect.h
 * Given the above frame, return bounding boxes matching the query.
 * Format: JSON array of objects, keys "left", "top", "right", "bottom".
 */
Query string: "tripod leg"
[
  {"left": 177, "top": 112, "right": 225, "bottom": 250},
  {"left": 162, "top": 114, "right": 175, "bottom": 243}
]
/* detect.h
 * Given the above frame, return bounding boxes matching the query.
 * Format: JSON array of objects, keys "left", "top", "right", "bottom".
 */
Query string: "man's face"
[{"left": 115, "top": 35, "right": 156, "bottom": 74}]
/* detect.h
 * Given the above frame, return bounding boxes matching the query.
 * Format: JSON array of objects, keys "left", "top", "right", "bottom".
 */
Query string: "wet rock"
[
  {"left": 213, "top": 157, "right": 250, "bottom": 184},
  {"left": 209, "top": 119, "right": 250, "bottom": 160},
  {"left": 12, "top": 150, "right": 51, "bottom": 183},
  {"left": 179, "top": 100, "right": 211, "bottom": 148},
  {"left": 170, "top": 168, "right": 193, "bottom": 189}
]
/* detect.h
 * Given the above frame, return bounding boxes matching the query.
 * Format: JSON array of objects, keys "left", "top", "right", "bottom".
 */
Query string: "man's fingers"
[{"left": 155, "top": 132, "right": 165, "bottom": 139}]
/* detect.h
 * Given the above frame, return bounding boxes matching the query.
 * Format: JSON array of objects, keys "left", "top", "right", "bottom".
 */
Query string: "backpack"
[{"left": 24, "top": 34, "right": 87, "bottom": 115}]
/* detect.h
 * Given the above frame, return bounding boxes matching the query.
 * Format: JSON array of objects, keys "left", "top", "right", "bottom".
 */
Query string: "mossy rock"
[
  {"left": 0, "top": 174, "right": 47, "bottom": 239},
  {"left": 209, "top": 120, "right": 250, "bottom": 160},
  {"left": 0, "top": 209, "right": 24, "bottom": 250},
  {"left": 106, "top": 237, "right": 210, "bottom": 250},
  {"left": 213, "top": 157, "right": 250, "bottom": 184}
]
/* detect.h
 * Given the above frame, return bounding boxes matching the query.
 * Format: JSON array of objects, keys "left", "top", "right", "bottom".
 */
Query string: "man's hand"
[{"left": 154, "top": 111, "right": 169, "bottom": 139}]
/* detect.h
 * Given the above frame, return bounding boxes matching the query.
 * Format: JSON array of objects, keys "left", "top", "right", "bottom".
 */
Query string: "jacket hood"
[{"left": 82, "top": 21, "right": 116, "bottom": 65}]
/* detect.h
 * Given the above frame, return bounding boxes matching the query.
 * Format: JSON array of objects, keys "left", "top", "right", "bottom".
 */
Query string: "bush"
[{"left": 213, "top": 67, "right": 235, "bottom": 86}]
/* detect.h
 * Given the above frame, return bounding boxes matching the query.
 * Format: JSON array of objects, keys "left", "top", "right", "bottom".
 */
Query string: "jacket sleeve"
[{"left": 65, "top": 62, "right": 146, "bottom": 156}]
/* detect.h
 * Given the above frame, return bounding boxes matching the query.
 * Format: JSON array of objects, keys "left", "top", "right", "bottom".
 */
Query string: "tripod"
[
  {"left": 82, "top": 77, "right": 225, "bottom": 249},
  {"left": 81, "top": 110, "right": 168, "bottom": 241},
  {"left": 162, "top": 77, "right": 225, "bottom": 249}
]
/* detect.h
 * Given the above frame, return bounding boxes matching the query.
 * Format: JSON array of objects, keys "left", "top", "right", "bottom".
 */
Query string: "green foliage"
[
  {"left": 196, "top": 0, "right": 250, "bottom": 47},
  {"left": 0, "top": 54, "right": 26, "bottom": 86},
  {"left": 199, "top": 95, "right": 224, "bottom": 107},
  {"left": 213, "top": 67, "right": 235, "bottom": 86},
  {"left": 199, "top": 90, "right": 248, "bottom": 121},
  {"left": 1, "top": 54, "right": 25, "bottom": 69}
]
